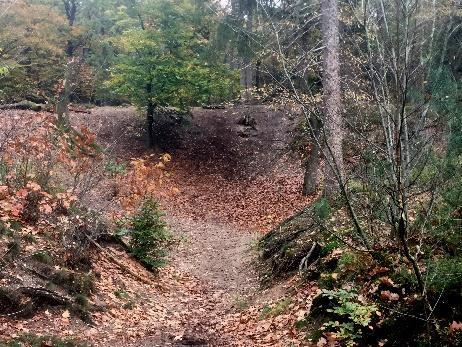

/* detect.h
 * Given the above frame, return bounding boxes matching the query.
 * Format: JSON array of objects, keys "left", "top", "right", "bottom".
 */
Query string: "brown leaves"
[
  {"left": 0, "top": 111, "right": 96, "bottom": 226},
  {"left": 379, "top": 276, "right": 396, "bottom": 288},
  {"left": 379, "top": 290, "right": 400, "bottom": 302},
  {"left": 449, "top": 321, "right": 462, "bottom": 335},
  {"left": 158, "top": 152, "right": 313, "bottom": 233},
  {"left": 220, "top": 282, "right": 317, "bottom": 346}
]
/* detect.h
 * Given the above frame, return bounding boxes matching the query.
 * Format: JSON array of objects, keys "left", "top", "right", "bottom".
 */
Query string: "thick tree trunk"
[{"left": 321, "top": 0, "right": 344, "bottom": 196}]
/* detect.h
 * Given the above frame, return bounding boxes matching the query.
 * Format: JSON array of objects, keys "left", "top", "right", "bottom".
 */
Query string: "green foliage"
[
  {"left": 0, "top": 334, "right": 89, "bottom": 347},
  {"left": 51, "top": 270, "right": 94, "bottom": 295},
  {"left": 0, "top": 221, "right": 13, "bottom": 237},
  {"left": 320, "top": 240, "right": 340, "bottom": 256},
  {"left": 114, "top": 289, "right": 129, "bottom": 299},
  {"left": 260, "top": 298, "right": 292, "bottom": 319},
  {"left": 73, "top": 293, "right": 89, "bottom": 310},
  {"left": 104, "top": 159, "right": 127, "bottom": 177},
  {"left": 0, "top": 65, "right": 8, "bottom": 77},
  {"left": 426, "top": 257, "right": 462, "bottom": 293},
  {"left": 321, "top": 289, "right": 377, "bottom": 346},
  {"left": 117, "top": 197, "right": 171, "bottom": 270},
  {"left": 336, "top": 251, "right": 369, "bottom": 276},
  {"left": 31, "top": 251, "right": 54, "bottom": 265},
  {"left": 232, "top": 295, "right": 250, "bottom": 311},
  {"left": 313, "top": 197, "right": 331, "bottom": 220},
  {"left": 108, "top": 0, "right": 239, "bottom": 110},
  {"left": 0, "top": 0, "right": 71, "bottom": 102},
  {"left": 390, "top": 265, "right": 419, "bottom": 291}
]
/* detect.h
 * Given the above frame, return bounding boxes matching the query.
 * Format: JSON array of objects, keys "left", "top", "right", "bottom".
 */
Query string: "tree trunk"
[
  {"left": 147, "top": 101, "right": 155, "bottom": 148},
  {"left": 146, "top": 82, "right": 155, "bottom": 147},
  {"left": 255, "top": 59, "right": 261, "bottom": 89},
  {"left": 57, "top": 57, "right": 79, "bottom": 126},
  {"left": 321, "top": 0, "right": 344, "bottom": 196},
  {"left": 303, "top": 115, "right": 322, "bottom": 195},
  {"left": 57, "top": 0, "right": 78, "bottom": 127},
  {"left": 239, "top": 0, "right": 254, "bottom": 101}
]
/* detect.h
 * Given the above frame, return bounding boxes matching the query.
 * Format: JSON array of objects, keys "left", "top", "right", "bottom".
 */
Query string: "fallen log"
[
  {"left": 19, "top": 286, "right": 70, "bottom": 306},
  {"left": 0, "top": 101, "right": 91, "bottom": 114},
  {"left": 0, "top": 286, "right": 71, "bottom": 318},
  {"left": 84, "top": 233, "right": 157, "bottom": 286},
  {"left": 258, "top": 205, "right": 322, "bottom": 279},
  {"left": 201, "top": 104, "right": 226, "bottom": 109},
  {"left": 0, "top": 100, "right": 48, "bottom": 111},
  {"left": 69, "top": 106, "right": 91, "bottom": 114},
  {"left": 0, "top": 285, "right": 94, "bottom": 324}
]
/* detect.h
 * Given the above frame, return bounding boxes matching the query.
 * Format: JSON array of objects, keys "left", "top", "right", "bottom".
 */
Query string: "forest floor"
[{"left": 1, "top": 105, "right": 316, "bottom": 346}]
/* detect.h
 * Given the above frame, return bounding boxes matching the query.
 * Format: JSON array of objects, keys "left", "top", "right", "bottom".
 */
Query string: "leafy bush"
[
  {"left": 104, "top": 159, "right": 126, "bottom": 177},
  {"left": 117, "top": 198, "right": 171, "bottom": 270},
  {"left": 321, "top": 289, "right": 378, "bottom": 346},
  {"left": 426, "top": 257, "right": 462, "bottom": 293},
  {"left": 51, "top": 269, "right": 95, "bottom": 295}
]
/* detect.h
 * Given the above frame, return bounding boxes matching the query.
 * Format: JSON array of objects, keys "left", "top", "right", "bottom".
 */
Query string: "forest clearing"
[{"left": 1, "top": 0, "right": 462, "bottom": 346}]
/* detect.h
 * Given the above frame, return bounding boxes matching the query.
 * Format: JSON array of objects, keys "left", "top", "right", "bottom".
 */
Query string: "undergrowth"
[
  {"left": 116, "top": 197, "right": 171, "bottom": 270},
  {"left": 0, "top": 334, "right": 89, "bottom": 347}
]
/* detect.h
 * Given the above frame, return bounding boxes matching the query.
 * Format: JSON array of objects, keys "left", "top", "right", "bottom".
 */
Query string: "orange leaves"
[
  {"left": 0, "top": 177, "right": 77, "bottom": 224},
  {"left": 157, "top": 153, "right": 313, "bottom": 233},
  {"left": 0, "top": 112, "right": 86, "bottom": 225},
  {"left": 161, "top": 153, "right": 172, "bottom": 163},
  {"left": 0, "top": 200, "right": 23, "bottom": 219},
  {"left": 56, "top": 192, "right": 77, "bottom": 209},
  {"left": 78, "top": 126, "right": 97, "bottom": 147},
  {"left": 115, "top": 153, "right": 174, "bottom": 211},
  {"left": 39, "top": 203, "right": 53, "bottom": 214}
]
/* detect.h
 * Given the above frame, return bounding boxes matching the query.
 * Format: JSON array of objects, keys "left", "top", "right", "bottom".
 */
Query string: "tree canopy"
[{"left": 108, "top": 0, "right": 239, "bottom": 110}]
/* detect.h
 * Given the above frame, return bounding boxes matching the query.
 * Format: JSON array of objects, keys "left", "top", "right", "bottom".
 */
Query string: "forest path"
[
  {"left": 71, "top": 105, "right": 310, "bottom": 346},
  {"left": 129, "top": 217, "right": 259, "bottom": 346},
  {"left": 168, "top": 217, "right": 257, "bottom": 303}
]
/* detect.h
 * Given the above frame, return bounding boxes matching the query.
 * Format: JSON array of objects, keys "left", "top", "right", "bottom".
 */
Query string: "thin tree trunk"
[
  {"left": 239, "top": 0, "right": 254, "bottom": 101},
  {"left": 147, "top": 103, "right": 155, "bottom": 148},
  {"left": 255, "top": 59, "right": 261, "bottom": 89},
  {"left": 57, "top": 57, "right": 79, "bottom": 126},
  {"left": 57, "top": 0, "right": 78, "bottom": 127},
  {"left": 146, "top": 83, "right": 155, "bottom": 148},
  {"left": 303, "top": 115, "right": 321, "bottom": 195},
  {"left": 321, "top": 0, "right": 344, "bottom": 196}
]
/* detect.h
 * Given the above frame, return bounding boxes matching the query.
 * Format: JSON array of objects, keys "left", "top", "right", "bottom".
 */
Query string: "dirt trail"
[
  {"left": 169, "top": 217, "right": 257, "bottom": 297},
  {"left": 70, "top": 105, "right": 310, "bottom": 346},
  {"left": 123, "top": 217, "right": 258, "bottom": 347}
]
